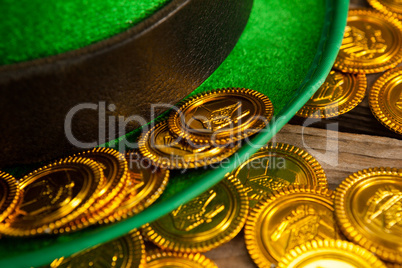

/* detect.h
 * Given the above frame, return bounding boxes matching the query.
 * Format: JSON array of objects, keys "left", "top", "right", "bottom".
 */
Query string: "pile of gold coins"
[
  {"left": 134, "top": 4, "right": 402, "bottom": 268},
  {"left": 139, "top": 88, "right": 274, "bottom": 169}
]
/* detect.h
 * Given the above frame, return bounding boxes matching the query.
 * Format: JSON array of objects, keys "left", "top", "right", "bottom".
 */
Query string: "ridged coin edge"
[
  {"left": 334, "top": 167, "right": 402, "bottom": 263},
  {"left": 296, "top": 73, "right": 367, "bottom": 118},
  {"left": 334, "top": 9, "right": 402, "bottom": 74},
  {"left": 145, "top": 249, "right": 217, "bottom": 268}
]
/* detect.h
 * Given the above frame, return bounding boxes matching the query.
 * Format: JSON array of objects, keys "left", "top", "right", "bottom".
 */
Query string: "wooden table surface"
[{"left": 203, "top": 1, "right": 402, "bottom": 267}]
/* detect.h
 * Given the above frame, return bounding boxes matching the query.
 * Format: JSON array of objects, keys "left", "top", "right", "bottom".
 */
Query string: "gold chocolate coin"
[
  {"left": 101, "top": 151, "right": 169, "bottom": 223},
  {"left": 278, "top": 239, "right": 387, "bottom": 268},
  {"left": 168, "top": 88, "right": 273, "bottom": 145},
  {"left": 244, "top": 185, "right": 342, "bottom": 267},
  {"left": 297, "top": 70, "right": 367, "bottom": 118},
  {"left": 369, "top": 67, "right": 402, "bottom": 134},
  {"left": 145, "top": 250, "right": 217, "bottom": 268},
  {"left": 66, "top": 147, "right": 128, "bottom": 230},
  {"left": 368, "top": 0, "right": 402, "bottom": 20},
  {"left": 334, "top": 9, "right": 402, "bottom": 74},
  {"left": 232, "top": 143, "right": 327, "bottom": 208},
  {"left": 73, "top": 147, "right": 127, "bottom": 202},
  {"left": 142, "top": 175, "right": 248, "bottom": 252},
  {"left": 139, "top": 121, "right": 240, "bottom": 169},
  {"left": 335, "top": 167, "right": 402, "bottom": 264},
  {"left": 0, "top": 171, "right": 21, "bottom": 223},
  {"left": 47, "top": 231, "right": 145, "bottom": 268},
  {"left": 0, "top": 157, "right": 104, "bottom": 236}
]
